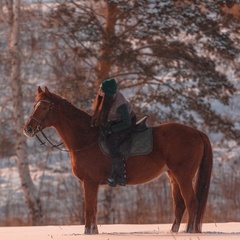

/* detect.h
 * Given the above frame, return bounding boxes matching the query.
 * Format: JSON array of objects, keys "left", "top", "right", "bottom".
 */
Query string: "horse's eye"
[{"left": 42, "top": 106, "right": 48, "bottom": 110}]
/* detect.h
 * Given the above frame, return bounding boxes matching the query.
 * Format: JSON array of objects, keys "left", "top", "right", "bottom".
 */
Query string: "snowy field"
[{"left": 1, "top": 223, "right": 240, "bottom": 240}]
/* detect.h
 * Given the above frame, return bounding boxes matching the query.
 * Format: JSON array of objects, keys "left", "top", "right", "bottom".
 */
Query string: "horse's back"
[{"left": 153, "top": 122, "right": 207, "bottom": 143}]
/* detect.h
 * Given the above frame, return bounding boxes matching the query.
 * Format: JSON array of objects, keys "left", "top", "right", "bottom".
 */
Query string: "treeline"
[{"left": 0, "top": 0, "right": 239, "bottom": 225}]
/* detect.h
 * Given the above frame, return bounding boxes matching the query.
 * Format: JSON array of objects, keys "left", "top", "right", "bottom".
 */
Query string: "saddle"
[{"left": 99, "top": 116, "right": 153, "bottom": 157}]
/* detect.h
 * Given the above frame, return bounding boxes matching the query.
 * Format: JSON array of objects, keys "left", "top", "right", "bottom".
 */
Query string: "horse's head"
[{"left": 23, "top": 86, "right": 56, "bottom": 138}]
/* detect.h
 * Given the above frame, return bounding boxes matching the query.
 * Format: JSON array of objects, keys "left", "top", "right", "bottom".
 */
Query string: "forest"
[{"left": 0, "top": 0, "right": 239, "bottom": 226}]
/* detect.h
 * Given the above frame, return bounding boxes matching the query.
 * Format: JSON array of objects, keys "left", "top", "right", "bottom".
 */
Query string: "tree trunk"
[
  {"left": 97, "top": 1, "right": 118, "bottom": 84},
  {"left": 96, "top": 2, "right": 119, "bottom": 224},
  {"left": 8, "top": 0, "right": 43, "bottom": 225}
]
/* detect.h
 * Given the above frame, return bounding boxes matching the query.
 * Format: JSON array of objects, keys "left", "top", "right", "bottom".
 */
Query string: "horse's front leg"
[{"left": 83, "top": 180, "right": 99, "bottom": 234}]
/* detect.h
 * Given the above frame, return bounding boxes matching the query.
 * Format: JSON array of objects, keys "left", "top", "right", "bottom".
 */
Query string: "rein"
[
  {"left": 36, "top": 131, "right": 67, "bottom": 152},
  {"left": 36, "top": 130, "right": 98, "bottom": 152}
]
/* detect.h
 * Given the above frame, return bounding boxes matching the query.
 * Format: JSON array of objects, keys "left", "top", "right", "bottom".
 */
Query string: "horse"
[{"left": 23, "top": 86, "right": 213, "bottom": 234}]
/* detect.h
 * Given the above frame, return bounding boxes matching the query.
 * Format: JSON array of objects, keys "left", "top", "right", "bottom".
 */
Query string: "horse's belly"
[{"left": 127, "top": 163, "right": 168, "bottom": 185}]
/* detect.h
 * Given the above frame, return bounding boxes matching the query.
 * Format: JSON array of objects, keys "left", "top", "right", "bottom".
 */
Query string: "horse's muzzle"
[{"left": 23, "top": 125, "right": 36, "bottom": 138}]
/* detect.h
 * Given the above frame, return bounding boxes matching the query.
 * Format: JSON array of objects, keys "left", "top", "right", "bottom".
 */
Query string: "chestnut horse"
[{"left": 23, "top": 86, "right": 212, "bottom": 234}]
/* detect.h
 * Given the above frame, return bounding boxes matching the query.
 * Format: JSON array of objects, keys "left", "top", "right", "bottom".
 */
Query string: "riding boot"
[
  {"left": 115, "top": 157, "right": 127, "bottom": 186},
  {"left": 106, "top": 165, "right": 118, "bottom": 187},
  {"left": 107, "top": 157, "right": 126, "bottom": 187}
]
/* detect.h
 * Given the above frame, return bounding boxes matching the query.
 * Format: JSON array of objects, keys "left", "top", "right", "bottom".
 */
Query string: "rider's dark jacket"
[{"left": 107, "top": 91, "right": 135, "bottom": 132}]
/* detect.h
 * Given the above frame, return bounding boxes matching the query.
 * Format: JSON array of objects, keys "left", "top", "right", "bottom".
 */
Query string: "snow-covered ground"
[{"left": 1, "top": 223, "right": 240, "bottom": 240}]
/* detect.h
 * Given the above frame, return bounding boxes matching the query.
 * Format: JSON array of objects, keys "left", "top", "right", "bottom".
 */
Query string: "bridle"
[
  {"left": 30, "top": 99, "right": 98, "bottom": 152},
  {"left": 29, "top": 99, "right": 65, "bottom": 150},
  {"left": 30, "top": 99, "right": 55, "bottom": 132}
]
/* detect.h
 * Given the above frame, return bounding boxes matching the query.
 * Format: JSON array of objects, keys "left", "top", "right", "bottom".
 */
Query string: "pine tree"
[{"left": 44, "top": 0, "right": 240, "bottom": 142}]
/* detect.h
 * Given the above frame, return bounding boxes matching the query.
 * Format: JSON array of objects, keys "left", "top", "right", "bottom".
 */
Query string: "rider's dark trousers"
[{"left": 105, "top": 116, "right": 136, "bottom": 158}]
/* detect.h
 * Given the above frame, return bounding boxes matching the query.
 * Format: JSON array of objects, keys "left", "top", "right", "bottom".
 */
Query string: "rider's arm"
[{"left": 111, "top": 104, "right": 132, "bottom": 132}]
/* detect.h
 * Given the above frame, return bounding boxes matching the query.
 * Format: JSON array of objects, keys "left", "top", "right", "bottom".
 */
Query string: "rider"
[{"left": 92, "top": 78, "right": 136, "bottom": 187}]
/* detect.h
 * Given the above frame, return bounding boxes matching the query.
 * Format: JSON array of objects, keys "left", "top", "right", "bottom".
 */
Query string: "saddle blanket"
[{"left": 99, "top": 128, "right": 153, "bottom": 157}]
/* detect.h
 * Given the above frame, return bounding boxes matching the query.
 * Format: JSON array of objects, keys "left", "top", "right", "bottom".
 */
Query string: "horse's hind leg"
[
  {"left": 168, "top": 171, "right": 186, "bottom": 232},
  {"left": 177, "top": 178, "right": 198, "bottom": 233}
]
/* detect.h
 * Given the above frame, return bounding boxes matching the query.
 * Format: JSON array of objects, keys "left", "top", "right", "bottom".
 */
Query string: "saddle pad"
[{"left": 99, "top": 128, "right": 153, "bottom": 157}]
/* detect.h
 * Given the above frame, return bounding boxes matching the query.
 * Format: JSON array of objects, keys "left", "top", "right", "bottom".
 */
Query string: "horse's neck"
[{"left": 53, "top": 107, "right": 97, "bottom": 151}]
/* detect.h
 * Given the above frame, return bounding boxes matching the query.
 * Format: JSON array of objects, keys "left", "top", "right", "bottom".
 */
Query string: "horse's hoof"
[
  {"left": 84, "top": 226, "right": 99, "bottom": 234},
  {"left": 171, "top": 226, "right": 179, "bottom": 233}
]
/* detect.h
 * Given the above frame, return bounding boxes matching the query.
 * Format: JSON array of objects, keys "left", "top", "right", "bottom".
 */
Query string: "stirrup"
[
  {"left": 106, "top": 178, "right": 117, "bottom": 187},
  {"left": 106, "top": 177, "right": 126, "bottom": 187}
]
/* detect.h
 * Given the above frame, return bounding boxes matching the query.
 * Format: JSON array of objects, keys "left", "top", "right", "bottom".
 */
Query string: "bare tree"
[{"left": 7, "top": 0, "right": 43, "bottom": 225}]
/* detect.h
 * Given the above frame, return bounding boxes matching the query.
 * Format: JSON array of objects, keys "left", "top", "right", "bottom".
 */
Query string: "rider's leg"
[{"left": 106, "top": 132, "right": 126, "bottom": 187}]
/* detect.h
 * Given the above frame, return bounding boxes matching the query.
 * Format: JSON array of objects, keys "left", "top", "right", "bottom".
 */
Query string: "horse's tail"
[{"left": 195, "top": 133, "right": 213, "bottom": 232}]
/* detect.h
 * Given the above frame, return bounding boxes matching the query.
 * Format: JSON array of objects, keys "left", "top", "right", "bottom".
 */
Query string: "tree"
[
  {"left": 7, "top": 0, "right": 43, "bottom": 225},
  {"left": 43, "top": 0, "right": 240, "bottom": 143}
]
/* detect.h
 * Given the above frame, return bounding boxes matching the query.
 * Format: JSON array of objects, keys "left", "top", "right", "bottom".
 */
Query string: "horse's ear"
[
  {"left": 38, "top": 86, "right": 43, "bottom": 93},
  {"left": 44, "top": 86, "right": 51, "bottom": 94}
]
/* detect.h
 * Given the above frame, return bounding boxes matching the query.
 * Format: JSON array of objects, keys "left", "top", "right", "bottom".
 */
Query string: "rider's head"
[{"left": 100, "top": 78, "right": 117, "bottom": 97}]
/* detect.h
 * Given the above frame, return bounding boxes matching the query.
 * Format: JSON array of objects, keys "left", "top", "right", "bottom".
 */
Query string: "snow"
[{"left": 1, "top": 223, "right": 240, "bottom": 240}]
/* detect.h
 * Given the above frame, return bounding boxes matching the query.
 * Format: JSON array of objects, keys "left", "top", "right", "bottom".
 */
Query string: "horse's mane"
[
  {"left": 38, "top": 91, "right": 92, "bottom": 121},
  {"left": 60, "top": 98, "right": 92, "bottom": 120}
]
